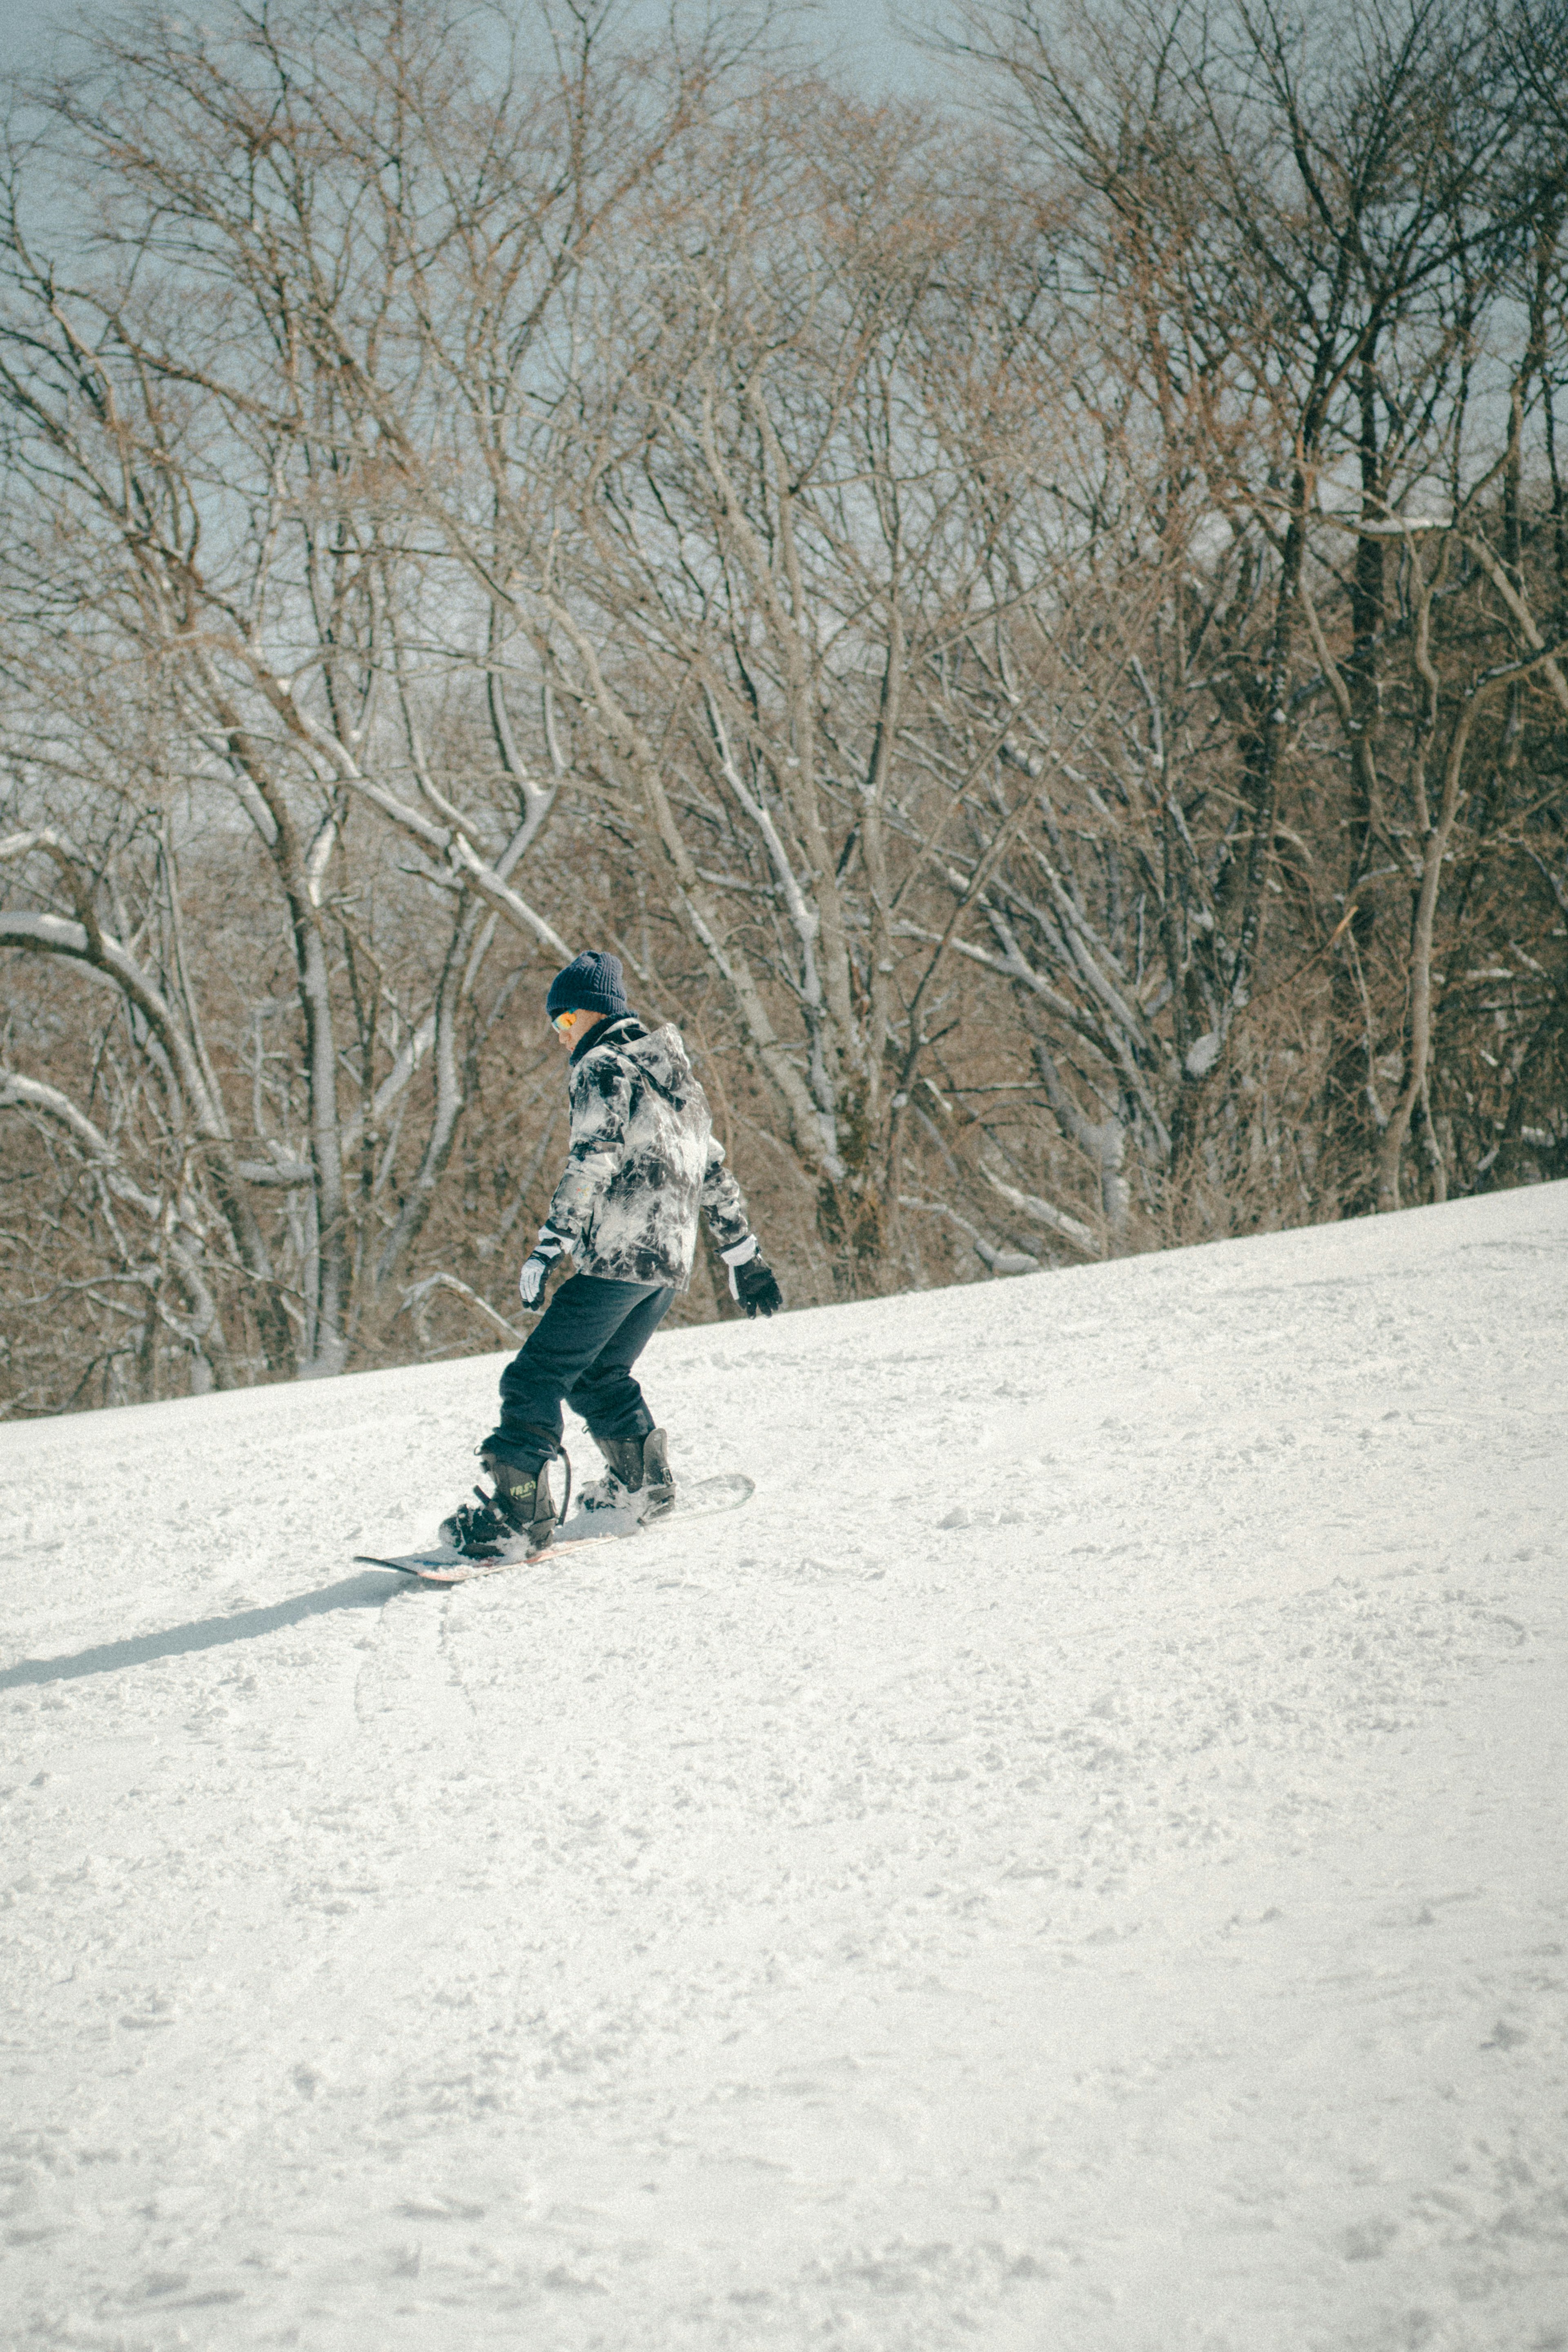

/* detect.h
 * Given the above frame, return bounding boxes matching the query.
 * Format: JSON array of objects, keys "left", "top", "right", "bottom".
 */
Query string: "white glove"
[
  {"left": 518, "top": 1227, "right": 566, "bottom": 1308},
  {"left": 721, "top": 1233, "right": 758, "bottom": 1300}
]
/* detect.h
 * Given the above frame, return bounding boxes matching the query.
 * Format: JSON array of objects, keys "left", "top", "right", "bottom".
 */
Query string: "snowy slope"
[{"left": 2, "top": 1186, "right": 1565, "bottom": 2352}]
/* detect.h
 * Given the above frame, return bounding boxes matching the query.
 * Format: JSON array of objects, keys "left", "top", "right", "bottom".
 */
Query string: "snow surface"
[{"left": 2, "top": 1186, "right": 1566, "bottom": 2352}]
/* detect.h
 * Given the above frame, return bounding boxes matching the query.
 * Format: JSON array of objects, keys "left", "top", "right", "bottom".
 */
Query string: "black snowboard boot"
[
  {"left": 640, "top": 1429, "right": 675, "bottom": 1516},
  {"left": 580, "top": 1428, "right": 675, "bottom": 1518},
  {"left": 441, "top": 1457, "right": 558, "bottom": 1558}
]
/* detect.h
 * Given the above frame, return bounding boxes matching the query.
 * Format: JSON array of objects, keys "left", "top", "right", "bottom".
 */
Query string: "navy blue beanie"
[{"left": 546, "top": 950, "right": 630, "bottom": 1022}]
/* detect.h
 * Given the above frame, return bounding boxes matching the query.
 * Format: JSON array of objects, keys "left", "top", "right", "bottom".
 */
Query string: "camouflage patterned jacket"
[{"left": 542, "top": 1018, "right": 752, "bottom": 1289}]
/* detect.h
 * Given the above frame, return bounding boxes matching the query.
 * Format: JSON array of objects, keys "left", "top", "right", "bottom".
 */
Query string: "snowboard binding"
[
  {"left": 579, "top": 1427, "right": 675, "bottom": 1519},
  {"left": 440, "top": 1451, "right": 570, "bottom": 1558}
]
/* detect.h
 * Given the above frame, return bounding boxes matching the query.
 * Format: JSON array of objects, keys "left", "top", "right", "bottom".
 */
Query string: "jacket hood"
[
  {"left": 626, "top": 1021, "right": 690, "bottom": 1072},
  {"left": 618, "top": 1021, "right": 694, "bottom": 1104}
]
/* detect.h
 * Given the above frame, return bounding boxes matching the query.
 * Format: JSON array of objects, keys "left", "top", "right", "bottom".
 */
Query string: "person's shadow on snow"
[{"left": 0, "top": 1571, "right": 400, "bottom": 1691}]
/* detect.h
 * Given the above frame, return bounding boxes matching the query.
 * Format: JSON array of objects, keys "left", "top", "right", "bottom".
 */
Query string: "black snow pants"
[{"left": 481, "top": 1273, "right": 674, "bottom": 1475}]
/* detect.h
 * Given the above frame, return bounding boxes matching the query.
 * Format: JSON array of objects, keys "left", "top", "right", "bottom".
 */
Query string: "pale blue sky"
[{"left": 0, "top": 1, "right": 957, "bottom": 93}]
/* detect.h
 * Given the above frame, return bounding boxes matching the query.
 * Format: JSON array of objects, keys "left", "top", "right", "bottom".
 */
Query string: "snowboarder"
[{"left": 441, "top": 950, "right": 782, "bottom": 1558}]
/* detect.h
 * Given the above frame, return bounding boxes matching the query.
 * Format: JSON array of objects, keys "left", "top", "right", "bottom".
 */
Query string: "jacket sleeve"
[
  {"left": 544, "top": 1052, "right": 633, "bottom": 1248},
  {"left": 699, "top": 1137, "right": 753, "bottom": 1254}
]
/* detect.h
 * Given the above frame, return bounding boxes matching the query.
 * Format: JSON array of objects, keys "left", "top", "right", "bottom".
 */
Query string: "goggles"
[{"left": 549, "top": 1008, "right": 577, "bottom": 1034}]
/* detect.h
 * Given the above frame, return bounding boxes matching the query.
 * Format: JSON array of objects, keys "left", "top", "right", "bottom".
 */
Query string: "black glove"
[{"left": 732, "top": 1253, "right": 782, "bottom": 1319}]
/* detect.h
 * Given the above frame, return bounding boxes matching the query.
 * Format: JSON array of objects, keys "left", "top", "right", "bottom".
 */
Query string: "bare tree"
[
  {"left": 942, "top": 0, "right": 1568, "bottom": 1226},
  {"left": 0, "top": 0, "right": 593, "bottom": 1393},
  {"left": 3, "top": 0, "right": 1564, "bottom": 1413}
]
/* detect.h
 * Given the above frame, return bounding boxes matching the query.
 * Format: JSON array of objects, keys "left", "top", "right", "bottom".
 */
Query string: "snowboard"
[{"left": 356, "top": 1471, "right": 754, "bottom": 1586}]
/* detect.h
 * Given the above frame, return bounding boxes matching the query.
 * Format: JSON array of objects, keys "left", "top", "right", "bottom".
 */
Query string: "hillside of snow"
[{"left": 2, "top": 1184, "right": 1565, "bottom": 2352}]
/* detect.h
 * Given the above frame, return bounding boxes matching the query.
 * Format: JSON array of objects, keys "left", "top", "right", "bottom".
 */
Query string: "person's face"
[{"left": 550, "top": 1008, "right": 585, "bottom": 1050}]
